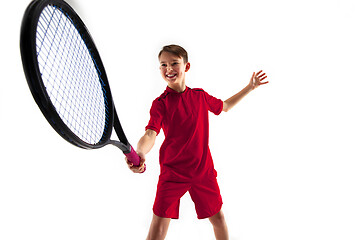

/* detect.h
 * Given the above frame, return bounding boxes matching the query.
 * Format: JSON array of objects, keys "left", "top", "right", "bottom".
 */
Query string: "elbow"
[
  {"left": 222, "top": 101, "right": 230, "bottom": 112},
  {"left": 145, "top": 129, "right": 158, "bottom": 138}
]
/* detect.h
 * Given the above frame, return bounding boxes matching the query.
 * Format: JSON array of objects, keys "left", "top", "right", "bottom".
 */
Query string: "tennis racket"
[{"left": 20, "top": 0, "right": 144, "bottom": 171}]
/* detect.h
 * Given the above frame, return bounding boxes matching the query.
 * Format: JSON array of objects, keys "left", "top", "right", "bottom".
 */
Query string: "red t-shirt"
[{"left": 146, "top": 86, "right": 223, "bottom": 182}]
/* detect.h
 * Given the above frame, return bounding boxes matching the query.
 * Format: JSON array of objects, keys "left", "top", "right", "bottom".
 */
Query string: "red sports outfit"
[{"left": 146, "top": 86, "right": 223, "bottom": 219}]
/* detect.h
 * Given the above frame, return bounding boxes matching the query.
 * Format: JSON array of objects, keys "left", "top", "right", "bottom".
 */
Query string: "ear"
[{"left": 185, "top": 62, "right": 191, "bottom": 72}]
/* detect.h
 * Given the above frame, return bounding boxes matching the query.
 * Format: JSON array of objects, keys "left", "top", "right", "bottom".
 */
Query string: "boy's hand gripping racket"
[{"left": 20, "top": 0, "right": 145, "bottom": 172}]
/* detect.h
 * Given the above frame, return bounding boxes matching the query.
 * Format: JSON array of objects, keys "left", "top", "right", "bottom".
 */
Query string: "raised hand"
[{"left": 249, "top": 70, "right": 268, "bottom": 90}]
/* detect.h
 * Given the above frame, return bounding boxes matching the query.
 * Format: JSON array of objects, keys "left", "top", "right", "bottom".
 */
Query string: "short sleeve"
[
  {"left": 145, "top": 99, "right": 164, "bottom": 135},
  {"left": 204, "top": 91, "right": 223, "bottom": 115}
]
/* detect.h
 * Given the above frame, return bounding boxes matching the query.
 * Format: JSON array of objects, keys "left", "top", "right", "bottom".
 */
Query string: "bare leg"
[
  {"left": 146, "top": 214, "right": 171, "bottom": 240},
  {"left": 209, "top": 210, "right": 229, "bottom": 240}
]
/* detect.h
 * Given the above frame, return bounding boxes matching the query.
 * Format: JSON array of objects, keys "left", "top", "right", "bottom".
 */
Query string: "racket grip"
[
  {"left": 125, "top": 147, "right": 140, "bottom": 166},
  {"left": 125, "top": 147, "right": 140, "bottom": 167},
  {"left": 125, "top": 147, "right": 146, "bottom": 173}
]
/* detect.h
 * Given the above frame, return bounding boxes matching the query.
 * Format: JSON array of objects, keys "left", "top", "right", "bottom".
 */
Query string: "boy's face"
[{"left": 159, "top": 52, "right": 190, "bottom": 91}]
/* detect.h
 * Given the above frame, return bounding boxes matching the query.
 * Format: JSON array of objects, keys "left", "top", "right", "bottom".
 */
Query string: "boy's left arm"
[{"left": 222, "top": 70, "right": 268, "bottom": 112}]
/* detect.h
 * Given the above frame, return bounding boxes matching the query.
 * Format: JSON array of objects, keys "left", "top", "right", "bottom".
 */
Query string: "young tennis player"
[{"left": 126, "top": 45, "right": 268, "bottom": 240}]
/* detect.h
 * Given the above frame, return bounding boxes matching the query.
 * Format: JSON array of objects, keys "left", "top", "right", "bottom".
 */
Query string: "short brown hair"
[{"left": 158, "top": 44, "right": 188, "bottom": 63}]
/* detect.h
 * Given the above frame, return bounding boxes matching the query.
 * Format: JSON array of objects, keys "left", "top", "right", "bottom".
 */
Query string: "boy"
[{"left": 127, "top": 45, "right": 268, "bottom": 240}]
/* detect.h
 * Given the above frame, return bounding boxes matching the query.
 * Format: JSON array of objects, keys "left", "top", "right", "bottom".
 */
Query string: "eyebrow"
[{"left": 160, "top": 60, "right": 180, "bottom": 64}]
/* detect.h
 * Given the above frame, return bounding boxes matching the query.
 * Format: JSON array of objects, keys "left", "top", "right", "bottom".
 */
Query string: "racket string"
[{"left": 36, "top": 5, "right": 110, "bottom": 145}]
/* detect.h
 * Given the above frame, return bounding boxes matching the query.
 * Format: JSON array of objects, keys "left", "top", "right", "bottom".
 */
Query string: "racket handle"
[
  {"left": 109, "top": 141, "right": 146, "bottom": 172},
  {"left": 125, "top": 147, "right": 140, "bottom": 165},
  {"left": 125, "top": 147, "right": 146, "bottom": 173}
]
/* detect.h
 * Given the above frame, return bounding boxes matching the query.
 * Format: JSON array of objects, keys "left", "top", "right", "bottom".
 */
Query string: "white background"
[{"left": 1, "top": 0, "right": 360, "bottom": 239}]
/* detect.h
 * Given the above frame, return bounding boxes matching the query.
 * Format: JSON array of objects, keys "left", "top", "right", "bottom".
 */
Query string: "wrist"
[
  {"left": 136, "top": 150, "right": 146, "bottom": 158},
  {"left": 245, "top": 84, "right": 253, "bottom": 92}
]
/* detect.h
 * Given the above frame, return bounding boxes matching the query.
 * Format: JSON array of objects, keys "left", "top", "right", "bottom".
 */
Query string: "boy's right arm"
[{"left": 126, "top": 129, "right": 157, "bottom": 173}]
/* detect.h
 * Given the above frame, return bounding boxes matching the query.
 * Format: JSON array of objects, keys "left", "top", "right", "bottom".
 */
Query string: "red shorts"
[{"left": 153, "top": 176, "right": 223, "bottom": 219}]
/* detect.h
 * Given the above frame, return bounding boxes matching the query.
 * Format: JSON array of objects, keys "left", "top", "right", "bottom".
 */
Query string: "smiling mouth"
[{"left": 166, "top": 74, "right": 177, "bottom": 79}]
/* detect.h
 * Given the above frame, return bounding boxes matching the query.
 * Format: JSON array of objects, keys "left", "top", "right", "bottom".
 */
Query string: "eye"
[
  {"left": 161, "top": 63, "right": 167, "bottom": 67},
  {"left": 172, "top": 62, "right": 179, "bottom": 66}
]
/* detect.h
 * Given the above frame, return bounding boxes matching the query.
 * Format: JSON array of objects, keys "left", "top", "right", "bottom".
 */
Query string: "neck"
[{"left": 168, "top": 82, "right": 186, "bottom": 93}]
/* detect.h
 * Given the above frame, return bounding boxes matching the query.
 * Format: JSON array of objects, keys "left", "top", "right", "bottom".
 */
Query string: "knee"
[
  {"left": 209, "top": 210, "right": 227, "bottom": 227},
  {"left": 147, "top": 225, "right": 167, "bottom": 240},
  {"left": 147, "top": 215, "right": 171, "bottom": 240}
]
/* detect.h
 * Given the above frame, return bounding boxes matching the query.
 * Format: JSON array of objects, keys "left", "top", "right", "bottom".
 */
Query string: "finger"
[
  {"left": 258, "top": 73, "right": 266, "bottom": 78},
  {"left": 260, "top": 81, "right": 269, "bottom": 85},
  {"left": 256, "top": 70, "right": 263, "bottom": 76},
  {"left": 260, "top": 75, "right": 268, "bottom": 81},
  {"left": 135, "top": 165, "right": 144, "bottom": 173},
  {"left": 125, "top": 157, "right": 133, "bottom": 165}
]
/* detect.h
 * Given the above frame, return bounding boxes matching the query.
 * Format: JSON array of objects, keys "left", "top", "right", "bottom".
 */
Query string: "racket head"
[{"left": 20, "top": 0, "right": 114, "bottom": 149}]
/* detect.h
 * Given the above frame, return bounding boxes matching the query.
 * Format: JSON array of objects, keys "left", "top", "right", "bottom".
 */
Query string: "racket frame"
[
  {"left": 21, "top": 0, "right": 142, "bottom": 167},
  {"left": 20, "top": 0, "right": 120, "bottom": 151}
]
